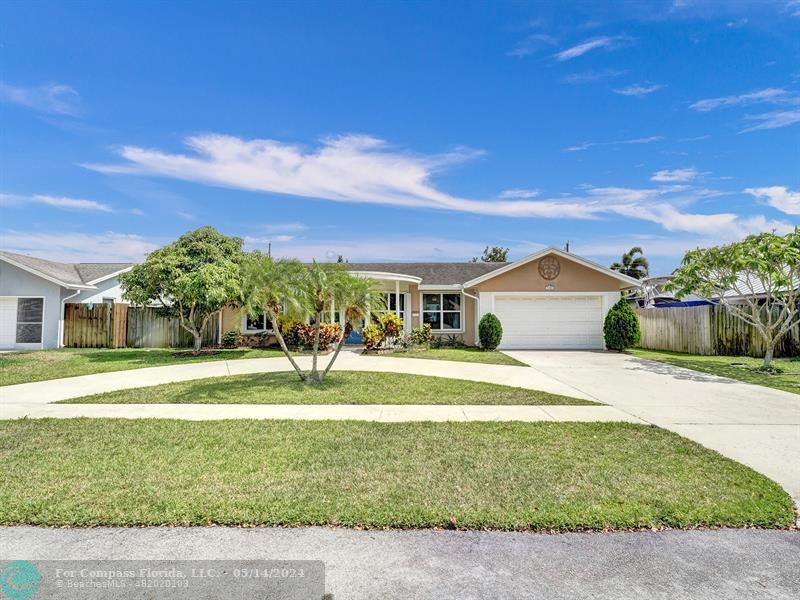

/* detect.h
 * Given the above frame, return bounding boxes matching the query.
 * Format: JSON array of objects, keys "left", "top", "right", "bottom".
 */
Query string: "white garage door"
[
  {"left": 0, "top": 298, "right": 17, "bottom": 349},
  {"left": 493, "top": 296, "right": 604, "bottom": 350}
]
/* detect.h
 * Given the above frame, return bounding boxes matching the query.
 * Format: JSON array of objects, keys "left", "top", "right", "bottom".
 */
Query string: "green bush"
[
  {"left": 478, "top": 313, "right": 503, "bottom": 350},
  {"left": 283, "top": 321, "right": 342, "bottom": 350},
  {"left": 221, "top": 330, "right": 239, "bottom": 349},
  {"left": 603, "top": 299, "right": 641, "bottom": 351},
  {"left": 409, "top": 324, "right": 432, "bottom": 346},
  {"left": 380, "top": 312, "right": 404, "bottom": 340}
]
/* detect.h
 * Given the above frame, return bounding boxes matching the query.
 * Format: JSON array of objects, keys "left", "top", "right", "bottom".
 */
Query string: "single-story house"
[
  {"left": 0, "top": 250, "right": 133, "bottom": 350},
  {"left": 221, "top": 247, "right": 639, "bottom": 350}
]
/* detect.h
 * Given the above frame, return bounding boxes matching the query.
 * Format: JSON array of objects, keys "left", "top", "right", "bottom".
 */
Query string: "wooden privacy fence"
[
  {"left": 635, "top": 304, "right": 800, "bottom": 357},
  {"left": 63, "top": 303, "right": 218, "bottom": 349},
  {"left": 125, "top": 306, "right": 219, "bottom": 348},
  {"left": 63, "top": 303, "right": 128, "bottom": 348}
]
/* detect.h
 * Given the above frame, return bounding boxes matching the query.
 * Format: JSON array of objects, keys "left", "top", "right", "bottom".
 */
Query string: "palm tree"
[{"left": 610, "top": 247, "right": 649, "bottom": 280}]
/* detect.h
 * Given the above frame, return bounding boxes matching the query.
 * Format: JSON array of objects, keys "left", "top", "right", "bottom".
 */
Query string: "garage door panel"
[{"left": 494, "top": 296, "right": 604, "bottom": 350}]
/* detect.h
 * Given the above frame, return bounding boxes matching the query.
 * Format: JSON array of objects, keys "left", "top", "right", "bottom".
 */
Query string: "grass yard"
[
  {"left": 60, "top": 371, "right": 592, "bottom": 405},
  {"left": 384, "top": 347, "right": 528, "bottom": 367},
  {"left": 0, "top": 347, "right": 287, "bottom": 386},
  {"left": 0, "top": 419, "right": 792, "bottom": 529},
  {"left": 630, "top": 349, "right": 800, "bottom": 395}
]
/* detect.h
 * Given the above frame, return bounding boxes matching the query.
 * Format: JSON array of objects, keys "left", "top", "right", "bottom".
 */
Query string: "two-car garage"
[{"left": 492, "top": 295, "right": 605, "bottom": 350}]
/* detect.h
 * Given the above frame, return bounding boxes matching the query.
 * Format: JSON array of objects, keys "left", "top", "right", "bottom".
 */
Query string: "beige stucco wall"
[
  {"left": 222, "top": 305, "right": 243, "bottom": 332},
  {"left": 409, "top": 284, "right": 476, "bottom": 346},
  {"left": 477, "top": 253, "right": 621, "bottom": 293}
]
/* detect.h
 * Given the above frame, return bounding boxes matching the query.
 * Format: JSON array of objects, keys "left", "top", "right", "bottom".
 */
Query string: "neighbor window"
[
  {"left": 422, "top": 293, "right": 461, "bottom": 330},
  {"left": 244, "top": 312, "right": 273, "bottom": 332},
  {"left": 16, "top": 297, "right": 43, "bottom": 344}
]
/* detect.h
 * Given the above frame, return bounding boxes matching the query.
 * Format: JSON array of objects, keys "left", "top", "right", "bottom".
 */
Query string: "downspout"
[{"left": 59, "top": 288, "right": 82, "bottom": 348}]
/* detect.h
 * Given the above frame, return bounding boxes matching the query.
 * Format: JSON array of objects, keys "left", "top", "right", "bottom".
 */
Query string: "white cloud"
[
  {"left": 689, "top": 87, "right": 789, "bottom": 111},
  {"left": 739, "top": 109, "right": 800, "bottom": 132},
  {"left": 260, "top": 222, "right": 309, "bottom": 234},
  {"left": 507, "top": 33, "right": 557, "bottom": 58},
  {"left": 0, "top": 231, "right": 157, "bottom": 262},
  {"left": 650, "top": 168, "right": 699, "bottom": 182},
  {"left": 744, "top": 186, "right": 800, "bottom": 215},
  {"left": 499, "top": 188, "right": 540, "bottom": 199},
  {"left": 561, "top": 69, "right": 625, "bottom": 84},
  {"left": 564, "top": 135, "right": 663, "bottom": 152},
  {"left": 0, "top": 82, "right": 81, "bottom": 115},
  {"left": 0, "top": 192, "right": 112, "bottom": 212},
  {"left": 84, "top": 132, "right": 786, "bottom": 238},
  {"left": 554, "top": 36, "right": 628, "bottom": 61},
  {"left": 613, "top": 83, "right": 665, "bottom": 97}
]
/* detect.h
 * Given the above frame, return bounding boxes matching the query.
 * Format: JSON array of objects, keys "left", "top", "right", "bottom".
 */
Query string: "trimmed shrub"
[
  {"left": 283, "top": 321, "right": 342, "bottom": 350},
  {"left": 603, "top": 299, "right": 641, "bottom": 351},
  {"left": 478, "top": 313, "right": 503, "bottom": 350},
  {"left": 221, "top": 330, "right": 239, "bottom": 349}
]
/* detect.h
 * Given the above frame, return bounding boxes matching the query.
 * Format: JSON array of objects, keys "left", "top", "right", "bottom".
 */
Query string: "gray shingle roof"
[
  {"left": 0, "top": 250, "right": 133, "bottom": 287},
  {"left": 343, "top": 262, "right": 508, "bottom": 286}
]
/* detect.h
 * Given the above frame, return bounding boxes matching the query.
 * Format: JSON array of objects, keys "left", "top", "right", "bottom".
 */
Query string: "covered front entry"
[{"left": 493, "top": 295, "right": 604, "bottom": 350}]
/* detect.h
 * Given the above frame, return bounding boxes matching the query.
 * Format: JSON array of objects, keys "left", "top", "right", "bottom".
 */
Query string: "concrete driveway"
[{"left": 506, "top": 350, "right": 800, "bottom": 503}]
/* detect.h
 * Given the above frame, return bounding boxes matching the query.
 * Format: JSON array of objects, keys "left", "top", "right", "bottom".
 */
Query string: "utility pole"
[
  {"left": 268, "top": 241, "right": 271, "bottom": 257},
  {"left": 564, "top": 240, "right": 570, "bottom": 253}
]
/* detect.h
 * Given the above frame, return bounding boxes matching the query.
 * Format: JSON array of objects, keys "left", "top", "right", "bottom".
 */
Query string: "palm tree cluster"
[
  {"left": 243, "top": 253, "right": 385, "bottom": 384},
  {"left": 610, "top": 247, "right": 649, "bottom": 280}
]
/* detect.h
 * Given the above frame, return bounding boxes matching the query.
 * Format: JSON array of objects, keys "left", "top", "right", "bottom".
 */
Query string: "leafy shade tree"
[
  {"left": 667, "top": 230, "right": 800, "bottom": 367},
  {"left": 472, "top": 246, "right": 509, "bottom": 263},
  {"left": 120, "top": 227, "right": 244, "bottom": 355},
  {"left": 603, "top": 299, "right": 641, "bottom": 351},
  {"left": 610, "top": 247, "right": 649, "bottom": 280},
  {"left": 478, "top": 313, "right": 503, "bottom": 350},
  {"left": 244, "top": 254, "right": 385, "bottom": 384}
]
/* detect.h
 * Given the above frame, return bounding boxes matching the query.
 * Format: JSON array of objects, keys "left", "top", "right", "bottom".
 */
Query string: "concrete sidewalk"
[{"left": 3, "top": 526, "right": 798, "bottom": 600}]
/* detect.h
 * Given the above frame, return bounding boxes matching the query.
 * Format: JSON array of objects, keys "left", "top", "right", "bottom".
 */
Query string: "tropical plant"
[
  {"left": 478, "top": 313, "right": 503, "bottom": 350},
  {"left": 610, "top": 247, "right": 649, "bottom": 280},
  {"left": 408, "top": 324, "right": 433, "bottom": 346},
  {"left": 472, "top": 245, "right": 509, "bottom": 263},
  {"left": 667, "top": 230, "right": 800, "bottom": 367},
  {"left": 361, "top": 323, "right": 385, "bottom": 351},
  {"left": 603, "top": 299, "right": 641, "bottom": 351},
  {"left": 283, "top": 322, "right": 342, "bottom": 350},
  {"left": 380, "top": 312, "right": 404, "bottom": 340},
  {"left": 120, "top": 227, "right": 245, "bottom": 355}
]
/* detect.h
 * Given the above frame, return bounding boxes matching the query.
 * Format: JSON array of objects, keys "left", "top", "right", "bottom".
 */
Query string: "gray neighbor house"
[{"left": 0, "top": 251, "right": 132, "bottom": 350}]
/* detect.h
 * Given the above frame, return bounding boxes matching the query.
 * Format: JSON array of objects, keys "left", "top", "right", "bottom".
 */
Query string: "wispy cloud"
[
  {"left": 84, "top": 132, "right": 785, "bottom": 238},
  {"left": 744, "top": 186, "right": 800, "bottom": 215},
  {"left": 507, "top": 33, "right": 557, "bottom": 58},
  {"left": 0, "top": 231, "right": 157, "bottom": 262},
  {"left": 650, "top": 168, "right": 699, "bottom": 182},
  {"left": 1, "top": 193, "right": 112, "bottom": 212},
  {"left": 561, "top": 69, "right": 625, "bottom": 84},
  {"left": 0, "top": 82, "right": 81, "bottom": 116},
  {"left": 739, "top": 109, "right": 800, "bottom": 133},
  {"left": 613, "top": 83, "right": 665, "bottom": 97},
  {"left": 564, "top": 135, "right": 663, "bottom": 152},
  {"left": 498, "top": 189, "right": 540, "bottom": 199},
  {"left": 689, "top": 87, "right": 789, "bottom": 111},
  {"left": 554, "top": 35, "right": 629, "bottom": 61}
]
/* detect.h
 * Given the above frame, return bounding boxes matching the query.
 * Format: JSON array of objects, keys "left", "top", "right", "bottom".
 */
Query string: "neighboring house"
[
  {"left": 222, "top": 247, "right": 639, "bottom": 350},
  {"left": 640, "top": 276, "right": 712, "bottom": 308},
  {"left": 0, "top": 251, "right": 133, "bottom": 350}
]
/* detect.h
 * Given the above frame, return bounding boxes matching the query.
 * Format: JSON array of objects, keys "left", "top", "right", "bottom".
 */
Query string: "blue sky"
[{"left": 1, "top": 0, "right": 798, "bottom": 275}]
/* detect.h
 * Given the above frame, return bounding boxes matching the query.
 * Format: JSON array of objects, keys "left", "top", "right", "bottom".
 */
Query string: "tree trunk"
[
  {"left": 308, "top": 312, "right": 323, "bottom": 384},
  {"left": 322, "top": 322, "right": 350, "bottom": 379},
  {"left": 763, "top": 343, "right": 775, "bottom": 368},
  {"left": 192, "top": 332, "right": 202, "bottom": 355},
  {"left": 269, "top": 310, "right": 307, "bottom": 382}
]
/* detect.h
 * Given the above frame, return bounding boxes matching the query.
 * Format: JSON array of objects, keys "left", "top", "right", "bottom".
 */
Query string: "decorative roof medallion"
[{"left": 538, "top": 256, "right": 561, "bottom": 280}]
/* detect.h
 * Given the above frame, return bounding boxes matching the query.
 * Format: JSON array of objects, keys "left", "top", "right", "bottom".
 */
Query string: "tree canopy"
[
  {"left": 120, "top": 227, "right": 245, "bottom": 354},
  {"left": 610, "top": 247, "right": 649, "bottom": 280},
  {"left": 667, "top": 230, "right": 800, "bottom": 366},
  {"left": 473, "top": 246, "right": 509, "bottom": 263}
]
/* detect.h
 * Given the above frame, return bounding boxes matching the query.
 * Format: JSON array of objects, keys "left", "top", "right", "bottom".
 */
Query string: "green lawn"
[
  {"left": 0, "top": 347, "right": 288, "bottom": 386},
  {"left": 385, "top": 347, "right": 528, "bottom": 367},
  {"left": 0, "top": 419, "right": 791, "bottom": 529},
  {"left": 630, "top": 349, "right": 800, "bottom": 395},
  {"left": 61, "top": 371, "right": 591, "bottom": 405}
]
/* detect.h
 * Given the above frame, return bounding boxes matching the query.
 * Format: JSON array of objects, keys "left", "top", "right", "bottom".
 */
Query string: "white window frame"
[
  {"left": 241, "top": 311, "right": 274, "bottom": 334},
  {"left": 420, "top": 292, "right": 464, "bottom": 333},
  {"left": 4, "top": 296, "right": 46, "bottom": 349}
]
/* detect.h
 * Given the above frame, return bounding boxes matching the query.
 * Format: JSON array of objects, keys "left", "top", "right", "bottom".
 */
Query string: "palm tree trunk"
[
  {"left": 309, "top": 311, "right": 322, "bottom": 383},
  {"left": 269, "top": 310, "right": 307, "bottom": 382},
  {"left": 322, "top": 322, "right": 350, "bottom": 380}
]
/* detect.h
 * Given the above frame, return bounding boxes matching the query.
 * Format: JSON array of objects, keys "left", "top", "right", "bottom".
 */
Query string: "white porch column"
[{"left": 394, "top": 280, "right": 400, "bottom": 318}]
